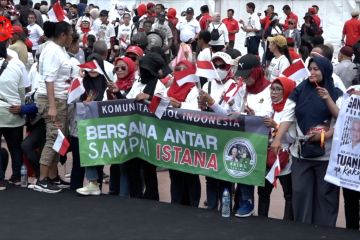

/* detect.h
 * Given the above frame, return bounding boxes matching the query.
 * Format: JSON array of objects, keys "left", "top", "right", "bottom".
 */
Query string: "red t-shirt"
[
  {"left": 284, "top": 12, "right": 298, "bottom": 30},
  {"left": 343, "top": 18, "right": 360, "bottom": 47},
  {"left": 261, "top": 15, "right": 272, "bottom": 31},
  {"left": 199, "top": 13, "right": 212, "bottom": 30},
  {"left": 222, "top": 17, "right": 239, "bottom": 41}
]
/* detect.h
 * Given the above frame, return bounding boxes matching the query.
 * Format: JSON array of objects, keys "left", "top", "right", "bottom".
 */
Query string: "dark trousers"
[
  {"left": 70, "top": 136, "right": 85, "bottom": 190},
  {"left": 343, "top": 188, "right": 360, "bottom": 230},
  {"left": 0, "top": 148, "right": 9, "bottom": 181},
  {"left": 247, "top": 36, "right": 260, "bottom": 55},
  {"left": 109, "top": 164, "right": 120, "bottom": 195},
  {"left": 169, "top": 170, "right": 201, "bottom": 207},
  {"left": 206, "top": 176, "right": 232, "bottom": 210},
  {"left": 0, "top": 126, "right": 23, "bottom": 181},
  {"left": 258, "top": 173, "right": 293, "bottom": 220},
  {"left": 291, "top": 157, "right": 339, "bottom": 227},
  {"left": 228, "top": 40, "right": 235, "bottom": 49},
  {"left": 21, "top": 119, "right": 46, "bottom": 178},
  {"left": 125, "top": 158, "right": 159, "bottom": 200}
]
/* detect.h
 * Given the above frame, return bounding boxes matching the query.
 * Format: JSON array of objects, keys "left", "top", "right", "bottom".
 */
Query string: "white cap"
[{"left": 211, "top": 52, "right": 233, "bottom": 65}]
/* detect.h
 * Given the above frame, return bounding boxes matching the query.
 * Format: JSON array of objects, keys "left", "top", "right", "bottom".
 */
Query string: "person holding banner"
[
  {"left": 125, "top": 52, "right": 166, "bottom": 200},
  {"left": 75, "top": 53, "right": 110, "bottom": 195},
  {"left": 233, "top": 53, "right": 273, "bottom": 217},
  {"left": 258, "top": 77, "right": 296, "bottom": 220},
  {"left": 35, "top": 21, "right": 74, "bottom": 194},
  {"left": 271, "top": 56, "right": 343, "bottom": 227},
  {"left": 198, "top": 52, "right": 243, "bottom": 211},
  {"left": 155, "top": 60, "right": 201, "bottom": 207}
]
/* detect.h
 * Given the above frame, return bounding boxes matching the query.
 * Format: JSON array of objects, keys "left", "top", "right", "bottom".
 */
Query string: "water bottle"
[
  {"left": 20, "top": 164, "right": 28, "bottom": 188},
  {"left": 221, "top": 188, "right": 231, "bottom": 217}
]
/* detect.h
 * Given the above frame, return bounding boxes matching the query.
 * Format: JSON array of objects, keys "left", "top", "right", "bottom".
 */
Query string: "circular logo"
[
  {"left": 0, "top": 16, "right": 13, "bottom": 42},
  {"left": 223, "top": 138, "right": 257, "bottom": 178}
]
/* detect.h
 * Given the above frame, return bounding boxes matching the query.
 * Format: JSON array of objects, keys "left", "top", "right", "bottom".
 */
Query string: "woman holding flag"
[
  {"left": 271, "top": 56, "right": 342, "bottom": 227},
  {"left": 75, "top": 53, "right": 110, "bottom": 195},
  {"left": 258, "top": 77, "right": 296, "bottom": 220}
]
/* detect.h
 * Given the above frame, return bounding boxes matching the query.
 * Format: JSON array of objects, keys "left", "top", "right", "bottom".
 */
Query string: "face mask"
[{"left": 216, "top": 69, "right": 229, "bottom": 80}]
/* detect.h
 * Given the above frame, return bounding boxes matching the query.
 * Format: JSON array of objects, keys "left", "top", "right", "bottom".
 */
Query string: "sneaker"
[
  {"left": 8, "top": 176, "right": 21, "bottom": 186},
  {"left": 0, "top": 180, "right": 6, "bottom": 191},
  {"left": 34, "top": 178, "right": 62, "bottom": 193},
  {"left": 51, "top": 176, "right": 70, "bottom": 189},
  {"left": 64, "top": 173, "right": 71, "bottom": 179},
  {"left": 235, "top": 200, "right": 255, "bottom": 218},
  {"left": 76, "top": 182, "right": 101, "bottom": 196}
]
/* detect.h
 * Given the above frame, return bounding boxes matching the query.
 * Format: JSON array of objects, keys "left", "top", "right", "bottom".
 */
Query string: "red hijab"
[
  {"left": 245, "top": 66, "right": 270, "bottom": 94},
  {"left": 272, "top": 77, "right": 296, "bottom": 112},
  {"left": 114, "top": 57, "right": 136, "bottom": 91},
  {"left": 167, "top": 60, "right": 196, "bottom": 102}
]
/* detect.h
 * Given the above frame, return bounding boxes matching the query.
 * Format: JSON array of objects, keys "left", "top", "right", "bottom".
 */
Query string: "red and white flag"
[
  {"left": 196, "top": 60, "right": 220, "bottom": 80},
  {"left": 52, "top": 129, "right": 70, "bottom": 156},
  {"left": 281, "top": 59, "right": 310, "bottom": 83},
  {"left": 48, "top": 1, "right": 66, "bottom": 22},
  {"left": 67, "top": 78, "right": 85, "bottom": 104},
  {"left": 78, "top": 60, "right": 104, "bottom": 75},
  {"left": 148, "top": 94, "right": 170, "bottom": 119},
  {"left": 265, "top": 155, "right": 281, "bottom": 187},
  {"left": 223, "top": 82, "right": 241, "bottom": 103},
  {"left": 173, "top": 63, "right": 199, "bottom": 86}
]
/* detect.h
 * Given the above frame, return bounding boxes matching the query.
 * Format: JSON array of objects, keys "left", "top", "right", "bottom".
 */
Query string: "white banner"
[{"left": 325, "top": 94, "right": 360, "bottom": 191}]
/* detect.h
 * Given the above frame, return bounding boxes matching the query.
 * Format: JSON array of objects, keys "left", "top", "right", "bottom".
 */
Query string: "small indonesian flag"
[
  {"left": 48, "top": 1, "right": 66, "bottom": 22},
  {"left": 196, "top": 60, "right": 220, "bottom": 80},
  {"left": 52, "top": 129, "right": 70, "bottom": 156},
  {"left": 148, "top": 94, "right": 170, "bottom": 119},
  {"left": 67, "top": 78, "right": 85, "bottom": 104},
  {"left": 174, "top": 63, "right": 199, "bottom": 86},
  {"left": 223, "top": 82, "right": 241, "bottom": 103},
  {"left": 281, "top": 59, "right": 310, "bottom": 83},
  {"left": 78, "top": 60, "right": 104, "bottom": 75},
  {"left": 265, "top": 154, "right": 281, "bottom": 187}
]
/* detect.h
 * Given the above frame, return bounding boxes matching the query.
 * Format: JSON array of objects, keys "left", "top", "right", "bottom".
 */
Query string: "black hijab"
[
  {"left": 81, "top": 53, "right": 108, "bottom": 102},
  {"left": 289, "top": 56, "right": 343, "bottom": 134}
]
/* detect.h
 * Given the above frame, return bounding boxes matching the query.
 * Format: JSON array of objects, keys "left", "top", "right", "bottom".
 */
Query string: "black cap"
[
  {"left": 186, "top": 7, "right": 194, "bottom": 14},
  {"left": 100, "top": 10, "right": 109, "bottom": 16},
  {"left": 235, "top": 54, "right": 260, "bottom": 78}
]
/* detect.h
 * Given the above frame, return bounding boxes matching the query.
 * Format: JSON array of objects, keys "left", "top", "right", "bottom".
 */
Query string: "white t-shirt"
[
  {"left": 208, "top": 22, "right": 229, "bottom": 46},
  {"left": 197, "top": 47, "right": 212, "bottom": 61},
  {"left": 117, "top": 23, "right": 132, "bottom": 49},
  {"left": 245, "top": 12, "right": 261, "bottom": 37},
  {"left": 176, "top": 17, "right": 201, "bottom": 43},
  {"left": 38, "top": 41, "right": 72, "bottom": 100},
  {"left": 267, "top": 55, "right": 290, "bottom": 81},
  {"left": 27, "top": 23, "right": 44, "bottom": 50},
  {"left": 28, "top": 62, "right": 41, "bottom": 92},
  {"left": 7, "top": 48, "right": 30, "bottom": 88},
  {"left": 245, "top": 85, "right": 273, "bottom": 117},
  {"left": 94, "top": 22, "right": 116, "bottom": 49}
]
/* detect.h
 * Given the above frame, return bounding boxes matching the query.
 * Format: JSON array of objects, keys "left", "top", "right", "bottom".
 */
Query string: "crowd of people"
[{"left": 1, "top": 0, "right": 360, "bottom": 231}]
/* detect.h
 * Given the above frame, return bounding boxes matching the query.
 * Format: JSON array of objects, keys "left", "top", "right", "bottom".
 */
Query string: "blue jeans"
[
  {"left": 84, "top": 166, "right": 104, "bottom": 188},
  {"left": 0, "top": 126, "right": 23, "bottom": 180},
  {"left": 237, "top": 183, "right": 254, "bottom": 202}
]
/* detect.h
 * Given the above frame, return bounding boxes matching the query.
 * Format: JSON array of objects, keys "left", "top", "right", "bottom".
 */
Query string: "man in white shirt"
[
  {"left": 93, "top": 10, "right": 115, "bottom": 59},
  {"left": 176, "top": 7, "right": 201, "bottom": 52},
  {"left": 152, "top": 11, "right": 173, "bottom": 62},
  {"left": 197, "top": 30, "right": 212, "bottom": 87},
  {"left": 239, "top": 2, "right": 261, "bottom": 55},
  {"left": 93, "top": 40, "right": 115, "bottom": 82},
  {"left": 207, "top": 12, "right": 229, "bottom": 52},
  {"left": 26, "top": 11, "right": 44, "bottom": 59},
  {"left": 117, "top": 12, "right": 133, "bottom": 55}
]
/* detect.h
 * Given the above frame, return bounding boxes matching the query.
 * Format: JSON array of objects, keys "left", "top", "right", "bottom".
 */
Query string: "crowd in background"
[{"left": 1, "top": 0, "right": 360, "bottom": 231}]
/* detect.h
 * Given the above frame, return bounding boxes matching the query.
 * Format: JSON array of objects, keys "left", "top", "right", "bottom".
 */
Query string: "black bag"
[
  {"left": 210, "top": 23, "right": 222, "bottom": 41},
  {"left": 300, "top": 141, "right": 325, "bottom": 158}
]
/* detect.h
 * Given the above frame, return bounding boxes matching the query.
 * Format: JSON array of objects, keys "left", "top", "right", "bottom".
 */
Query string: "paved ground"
[{"left": 3, "top": 148, "right": 347, "bottom": 228}]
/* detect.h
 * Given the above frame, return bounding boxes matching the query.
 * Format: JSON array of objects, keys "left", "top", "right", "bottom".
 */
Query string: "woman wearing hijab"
[
  {"left": 74, "top": 53, "right": 109, "bottom": 195},
  {"left": 258, "top": 77, "right": 296, "bottom": 220},
  {"left": 233, "top": 54, "right": 274, "bottom": 217},
  {"left": 154, "top": 60, "right": 201, "bottom": 206},
  {"left": 126, "top": 52, "right": 165, "bottom": 200},
  {"left": 106, "top": 56, "right": 135, "bottom": 196},
  {"left": 271, "top": 56, "right": 342, "bottom": 227}
]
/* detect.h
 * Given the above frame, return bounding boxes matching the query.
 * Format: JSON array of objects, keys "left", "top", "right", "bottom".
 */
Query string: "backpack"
[{"left": 210, "top": 23, "right": 222, "bottom": 41}]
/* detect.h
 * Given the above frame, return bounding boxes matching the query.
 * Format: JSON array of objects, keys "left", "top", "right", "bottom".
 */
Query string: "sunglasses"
[
  {"left": 115, "top": 66, "right": 127, "bottom": 72},
  {"left": 214, "top": 64, "right": 227, "bottom": 70}
]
